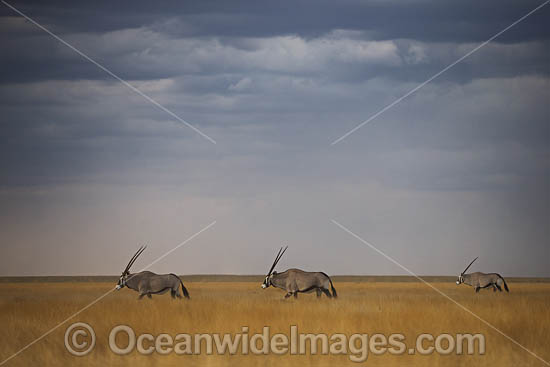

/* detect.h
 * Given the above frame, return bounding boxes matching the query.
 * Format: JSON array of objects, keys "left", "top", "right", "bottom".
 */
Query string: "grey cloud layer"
[{"left": 0, "top": 0, "right": 548, "bottom": 275}]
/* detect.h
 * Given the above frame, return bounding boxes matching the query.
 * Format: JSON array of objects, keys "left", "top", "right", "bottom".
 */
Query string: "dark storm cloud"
[
  {"left": 1, "top": 0, "right": 549, "bottom": 83},
  {"left": 2, "top": 0, "right": 549, "bottom": 41}
]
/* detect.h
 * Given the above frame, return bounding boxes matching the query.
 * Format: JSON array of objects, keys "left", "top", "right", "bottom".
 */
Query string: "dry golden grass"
[{"left": 0, "top": 280, "right": 549, "bottom": 366}]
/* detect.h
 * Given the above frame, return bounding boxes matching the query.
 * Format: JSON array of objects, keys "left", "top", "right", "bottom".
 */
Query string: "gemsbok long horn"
[
  {"left": 124, "top": 245, "right": 146, "bottom": 274},
  {"left": 461, "top": 257, "right": 478, "bottom": 275},
  {"left": 268, "top": 246, "right": 288, "bottom": 276}
]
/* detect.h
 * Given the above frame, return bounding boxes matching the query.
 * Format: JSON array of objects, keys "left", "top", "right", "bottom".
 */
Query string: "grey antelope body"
[
  {"left": 261, "top": 247, "right": 337, "bottom": 299},
  {"left": 116, "top": 246, "right": 190, "bottom": 300},
  {"left": 456, "top": 257, "right": 509, "bottom": 293}
]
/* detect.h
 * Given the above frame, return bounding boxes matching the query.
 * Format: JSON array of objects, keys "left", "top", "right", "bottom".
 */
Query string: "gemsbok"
[
  {"left": 261, "top": 246, "right": 337, "bottom": 299},
  {"left": 115, "top": 246, "right": 190, "bottom": 300},
  {"left": 456, "top": 257, "right": 509, "bottom": 293}
]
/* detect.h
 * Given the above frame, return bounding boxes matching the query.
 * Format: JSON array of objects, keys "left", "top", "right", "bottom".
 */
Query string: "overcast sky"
[{"left": 0, "top": 0, "right": 548, "bottom": 276}]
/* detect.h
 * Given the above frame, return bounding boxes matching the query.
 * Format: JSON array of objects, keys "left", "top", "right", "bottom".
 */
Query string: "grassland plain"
[{"left": 0, "top": 277, "right": 549, "bottom": 366}]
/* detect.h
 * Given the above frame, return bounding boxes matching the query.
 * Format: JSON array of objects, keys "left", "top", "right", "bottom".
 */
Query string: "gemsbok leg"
[{"left": 322, "top": 288, "right": 332, "bottom": 298}]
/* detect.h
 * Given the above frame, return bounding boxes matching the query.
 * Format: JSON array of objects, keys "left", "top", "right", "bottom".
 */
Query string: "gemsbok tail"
[
  {"left": 172, "top": 274, "right": 190, "bottom": 298},
  {"left": 330, "top": 280, "right": 338, "bottom": 298},
  {"left": 322, "top": 272, "right": 337, "bottom": 298},
  {"left": 499, "top": 274, "right": 509, "bottom": 292}
]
